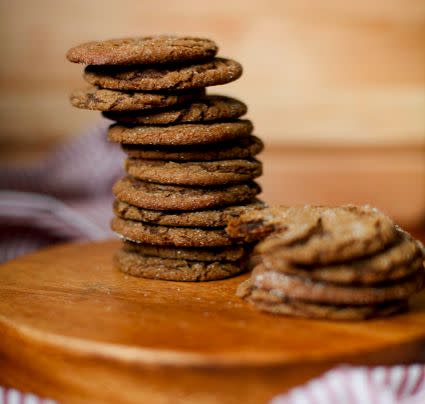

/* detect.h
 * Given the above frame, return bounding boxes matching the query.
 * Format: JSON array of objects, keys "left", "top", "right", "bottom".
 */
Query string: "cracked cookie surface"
[
  {"left": 67, "top": 36, "right": 218, "bottom": 65},
  {"left": 262, "top": 229, "right": 424, "bottom": 285},
  {"left": 112, "top": 176, "right": 261, "bottom": 211},
  {"left": 237, "top": 279, "right": 408, "bottom": 320},
  {"left": 122, "top": 135, "right": 263, "bottom": 161},
  {"left": 114, "top": 199, "right": 264, "bottom": 227},
  {"left": 108, "top": 120, "right": 253, "bottom": 145},
  {"left": 125, "top": 158, "right": 262, "bottom": 186},
  {"left": 122, "top": 240, "right": 246, "bottom": 261},
  {"left": 104, "top": 95, "right": 247, "bottom": 125},
  {"left": 250, "top": 265, "right": 425, "bottom": 305},
  {"left": 227, "top": 205, "right": 398, "bottom": 264},
  {"left": 84, "top": 58, "right": 242, "bottom": 91},
  {"left": 70, "top": 86, "right": 204, "bottom": 111},
  {"left": 112, "top": 217, "right": 233, "bottom": 247},
  {"left": 115, "top": 249, "right": 245, "bottom": 281}
]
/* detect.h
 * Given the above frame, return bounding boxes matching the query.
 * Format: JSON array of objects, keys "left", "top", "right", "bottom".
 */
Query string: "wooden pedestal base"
[{"left": 1, "top": 240, "right": 424, "bottom": 403}]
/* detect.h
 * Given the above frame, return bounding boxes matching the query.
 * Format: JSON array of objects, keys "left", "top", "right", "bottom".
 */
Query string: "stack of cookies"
[
  {"left": 67, "top": 36, "right": 263, "bottom": 281},
  {"left": 227, "top": 205, "right": 425, "bottom": 320}
]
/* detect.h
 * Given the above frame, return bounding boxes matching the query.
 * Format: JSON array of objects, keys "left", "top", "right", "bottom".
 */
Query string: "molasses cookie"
[
  {"left": 237, "top": 280, "right": 407, "bottom": 321},
  {"left": 112, "top": 176, "right": 261, "bottom": 211},
  {"left": 103, "top": 95, "right": 247, "bottom": 125},
  {"left": 84, "top": 58, "right": 242, "bottom": 91},
  {"left": 70, "top": 86, "right": 204, "bottom": 111},
  {"left": 125, "top": 158, "right": 262, "bottom": 186},
  {"left": 227, "top": 205, "right": 321, "bottom": 244},
  {"left": 122, "top": 135, "right": 263, "bottom": 161},
  {"left": 262, "top": 229, "right": 424, "bottom": 285},
  {"left": 227, "top": 205, "right": 397, "bottom": 264},
  {"left": 67, "top": 36, "right": 218, "bottom": 65},
  {"left": 113, "top": 199, "right": 264, "bottom": 228},
  {"left": 122, "top": 240, "right": 247, "bottom": 261},
  {"left": 108, "top": 120, "right": 253, "bottom": 145},
  {"left": 114, "top": 249, "right": 244, "bottom": 281},
  {"left": 111, "top": 217, "right": 232, "bottom": 247},
  {"left": 251, "top": 265, "right": 425, "bottom": 305}
]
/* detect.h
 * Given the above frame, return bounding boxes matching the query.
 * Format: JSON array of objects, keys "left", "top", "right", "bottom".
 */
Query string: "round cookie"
[
  {"left": 125, "top": 158, "right": 262, "bottom": 186},
  {"left": 115, "top": 249, "right": 245, "bottom": 281},
  {"left": 122, "top": 240, "right": 247, "bottom": 262},
  {"left": 122, "top": 135, "right": 263, "bottom": 161},
  {"left": 113, "top": 199, "right": 264, "bottom": 228},
  {"left": 227, "top": 205, "right": 398, "bottom": 264},
  {"left": 265, "top": 257, "right": 423, "bottom": 286},
  {"left": 237, "top": 280, "right": 407, "bottom": 321},
  {"left": 70, "top": 86, "right": 204, "bottom": 111},
  {"left": 251, "top": 265, "right": 425, "bottom": 305},
  {"left": 67, "top": 36, "right": 218, "bottom": 65},
  {"left": 103, "top": 95, "right": 247, "bottom": 125},
  {"left": 257, "top": 206, "right": 397, "bottom": 264},
  {"left": 108, "top": 120, "right": 253, "bottom": 145},
  {"left": 263, "top": 229, "right": 424, "bottom": 285},
  {"left": 112, "top": 176, "right": 262, "bottom": 211},
  {"left": 111, "top": 217, "right": 232, "bottom": 247},
  {"left": 84, "top": 58, "right": 242, "bottom": 91},
  {"left": 227, "top": 205, "right": 321, "bottom": 244}
]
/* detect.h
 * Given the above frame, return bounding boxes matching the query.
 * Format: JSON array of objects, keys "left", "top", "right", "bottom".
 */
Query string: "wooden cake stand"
[{"left": 1, "top": 240, "right": 424, "bottom": 403}]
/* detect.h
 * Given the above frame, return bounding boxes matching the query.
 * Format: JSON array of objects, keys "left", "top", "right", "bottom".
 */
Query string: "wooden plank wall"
[{"left": 0, "top": 0, "right": 424, "bottom": 145}]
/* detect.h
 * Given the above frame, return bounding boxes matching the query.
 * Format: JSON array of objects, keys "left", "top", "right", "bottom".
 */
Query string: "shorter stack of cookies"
[
  {"left": 67, "top": 36, "right": 263, "bottom": 281},
  {"left": 227, "top": 205, "right": 425, "bottom": 320}
]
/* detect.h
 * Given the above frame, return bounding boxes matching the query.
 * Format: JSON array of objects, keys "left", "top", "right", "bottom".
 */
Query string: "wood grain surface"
[
  {"left": 1, "top": 0, "right": 424, "bottom": 145},
  {"left": 258, "top": 145, "right": 425, "bottom": 229},
  {"left": 0, "top": 240, "right": 424, "bottom": 403}
]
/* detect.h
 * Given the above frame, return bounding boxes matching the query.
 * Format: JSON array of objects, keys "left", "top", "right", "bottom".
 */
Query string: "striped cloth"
[
  {"left": 0, "top": 120, "right": 123, "bottom": 263},
  {"left": 0, "top": 365, "right": 423, "bottom": 403},
  {"left": 272, "top": 365, "right": 425, "bottom": 404},
  {"left": 0, "top": 388, "right": 56, "bottom": 404},
  {"left": 1, "top": 123, "right": 424, "bottom": 403}
]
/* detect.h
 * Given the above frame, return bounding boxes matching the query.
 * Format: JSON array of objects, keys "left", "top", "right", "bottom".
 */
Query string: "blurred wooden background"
[{"left": 0, "top": 0, "right": 424, "bottom": 226}]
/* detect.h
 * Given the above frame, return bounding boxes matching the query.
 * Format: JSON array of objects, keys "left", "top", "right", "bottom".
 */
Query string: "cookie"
[
  {"left": 125, "top": 158, "right": 262, "bottom": 186},
  {"left": 264, "top": 257, "right": 423, "bottom": 286},
  {"left": 263, "top": 229, "right": 424, "bottom": 285},
  {"left": 70, "top": 86, "right": 204, "bottom": 111},
  {"left": 251, "top": 265, "right": 425, "bottom": 305},
  {"left": 122, "top": 240, "right": 246, "bottom": 261},
  {"left": 84, "top": 58, "right": 242, "bottom": 91},
  {"left": 113, "top": 199, "right": 264, "bottom": 228},
  {"left": 237, "top": 280, "right": 407, "bottom": 321},
  {"left": 111, "top": 217, "right": 232, "bottom": 247},
  {"left": 114, "top": 249, "right": 245, "bottom": 281},
  {"left": 108, "top": 120, "right": 253, "bottom": 145},
  {"left": 227, "top": 205, "right": 397, "bottom": 264},
  {"left": 67, "top": 36, "right": 218, "bottom": 65},
  {"left": 103, "top": 95, "right": 247, "bottom": 125},
  {"left": 226, "top": 205, "right": 321, "bottom": 244},
  {"left": 112, "top": 177, "right": 261, "bottom": 211},
  {"left": 122, "top": 135, "right": 263, "bottom": 161}
]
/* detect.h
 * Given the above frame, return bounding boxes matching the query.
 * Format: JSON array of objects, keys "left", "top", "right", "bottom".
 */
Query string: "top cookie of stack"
[{"left": 67, "top": 36, "right": 264, "bottom": 281}]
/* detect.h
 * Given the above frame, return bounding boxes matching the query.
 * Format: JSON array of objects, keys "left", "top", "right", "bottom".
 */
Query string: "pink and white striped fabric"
[
  {"left": 271, "top": 365, "right": 425, "bottom": 404},
  {"left": 0, "top": 388, "right": 56, "bottom": 404},
  {"left": 1, "top": 123, "right": 424, "bottom": 403},
  {"left": 0, "top": 365, "right": 424, "bottom": 403},
  {"left": 0, "top": 120, "right": 123, "bottom": 263}
]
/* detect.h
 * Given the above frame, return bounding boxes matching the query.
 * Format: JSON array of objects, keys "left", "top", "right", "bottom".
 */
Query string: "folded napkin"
[{"left": 0, "top": 121, "right": 123, "bottom": 263}]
